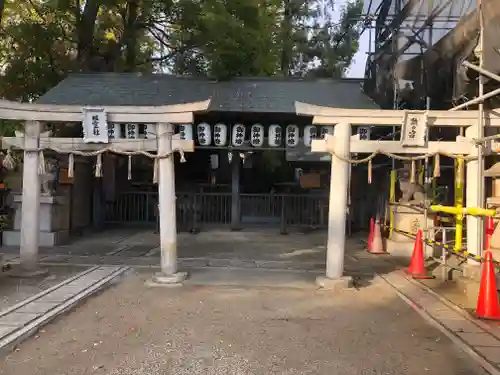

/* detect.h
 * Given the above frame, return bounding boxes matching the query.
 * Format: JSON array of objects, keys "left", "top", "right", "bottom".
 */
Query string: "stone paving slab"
[
  {"left": 14, "top": 302, "right": 59, "bottom": 314},
  {"left": 381, "top": 270, "right": 500, "bottom": 371},
  {"left": 0, "top": 266, "right": 129, "bottom": 353},
  {"left": 0, "top": 313, "right": 40, "bottom": 326},
  {"left": 0, "top": 326, "right": 16, "bottom": 337}
]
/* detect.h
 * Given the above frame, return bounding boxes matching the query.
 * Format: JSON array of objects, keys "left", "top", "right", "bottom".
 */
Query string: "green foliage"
[{"left": 0, "top": 0, "right": 364, "bottom": 101}]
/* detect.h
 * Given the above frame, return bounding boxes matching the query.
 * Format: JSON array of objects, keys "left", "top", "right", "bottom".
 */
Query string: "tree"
[
  {"left": 0, "top": 0, "right": 364, "bottom": 103},
  {"left": 0, "top": 0, "right": 164, "bottom": 100},
  {"left": 167, "top": 0, "right": 282, "bottom": 78},
  {"left": 277, "top": 0, "right": 363, "bottom": 77},
  {"left": 307, "top": 0, "right": 363, "bottom": 78}
]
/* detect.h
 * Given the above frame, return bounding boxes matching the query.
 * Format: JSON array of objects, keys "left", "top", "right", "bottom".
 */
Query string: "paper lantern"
[
  {"left": 250, "top": 124, "right": 264, "bottom": 147},
  {"left": 286, "top": 124, "right": 299, "bottom": 147},
  {"left": 303, "top": 125, "right": 317, "bottom": 147},
  {"left": 213, "top": 123, "right": 228, "bottom": 146},
  {"left": 143, "top": 124, "right": 156, "bottom": 139},
  {"left": 197, "top": 122, "right": 211, "bottom": 146},
  {"left": 179, "top": 124, "right": 193, "bottom": 140},
  {"left": 232, "top": 124, "right": 245, "bottom": 147},
  {"left": 107, "top": 123, "right": 119, "bottom": 139},
  {"left": 320, "top": 126, "right": 335, "bottom": 139},
  {"left": 126, "top": 123, "right": 138, "bottom": 139},
  {"left": 268, "top": 124, "right": 282, "bottom": 147},
  {"left": 357, "top": 126, "right": 371, "bottom": 140}
]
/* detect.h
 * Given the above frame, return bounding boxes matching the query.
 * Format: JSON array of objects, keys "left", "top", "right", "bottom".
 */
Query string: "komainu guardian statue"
[
  {"left": 397, "top": 165, "right": 426, "bottom": 204},
  {"left": 40, "top": 159, "right": 59, "bottom": 196}
]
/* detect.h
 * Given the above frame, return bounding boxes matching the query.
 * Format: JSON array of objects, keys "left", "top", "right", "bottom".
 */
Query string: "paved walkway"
[
  {"left": 0, "top": 266, "right": 129, "bottom": 354},
  {"left": 1, "top": 229, "right": 346, "bottom": 272}
]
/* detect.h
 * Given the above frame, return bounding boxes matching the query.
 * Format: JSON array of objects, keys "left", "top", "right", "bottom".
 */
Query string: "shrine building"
[{"left": 3, "top": 73, "right": 385, "bottom": 245}]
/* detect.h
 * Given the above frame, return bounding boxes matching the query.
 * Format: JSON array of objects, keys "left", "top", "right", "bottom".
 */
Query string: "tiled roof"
[{"left": 37, "top": 73, "right": 379, "bottom": 113}]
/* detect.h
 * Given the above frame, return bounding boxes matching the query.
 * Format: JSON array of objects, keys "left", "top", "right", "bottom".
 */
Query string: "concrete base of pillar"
[
  {"left": 315, "top": 275, "right": 353, "bottom": 291},
  {"left": 8, "top": 265, "right": 49, "bottom": 278},
  {"left": 145, "top": 271, "right": 188, "bottom": 288}
]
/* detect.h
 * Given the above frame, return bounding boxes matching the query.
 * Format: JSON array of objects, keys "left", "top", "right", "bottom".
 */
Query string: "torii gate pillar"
[
  {"left": 16, "top": 121, "right": 48, "bottom": 276},
  {"left": 149, "top": 122, "right": 187, "bottom": 285},
  {"left": 315, "top": 122, "right": 354, "bottom": 290}
]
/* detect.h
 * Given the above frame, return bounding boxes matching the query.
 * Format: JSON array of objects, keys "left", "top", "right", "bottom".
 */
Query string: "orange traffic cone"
[
  {"left": 485, "top": 217, "right": 495, "bottom": 251},
  {"left": 367, "top": 218, "right": 375, "bottom": 251},
  {"left": 407, "top": 230, "right": 434, "bottom": 279},
  {"left": 368, "top": 218, "right": 388, "bottom": 255},
  {"left": 475, "top": 251, "right": 500, "bottom": 320}
]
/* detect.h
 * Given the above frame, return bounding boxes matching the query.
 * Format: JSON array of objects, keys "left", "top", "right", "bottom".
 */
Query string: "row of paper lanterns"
[
  {"left": 108, "top": 123, "right": 372, "bottom": 145},
  {"left": 179, "top": 123, "right": 335, "bottom": 147}
]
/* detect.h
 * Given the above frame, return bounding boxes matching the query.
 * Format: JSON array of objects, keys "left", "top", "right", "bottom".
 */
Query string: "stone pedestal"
[
  {"left": 385, "top": 203, "right": 436, "bottom": 258},
  {"left": 3, "top": 194, "right": 70, "bottom": 247}
]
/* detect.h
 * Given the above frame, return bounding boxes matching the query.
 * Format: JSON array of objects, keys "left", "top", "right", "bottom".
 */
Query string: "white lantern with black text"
[
  {"left": 285, "top": 124, "right": 299, "bottom": 147},
  {"left": 197, "top": 122, "right": 211, "bottom": 146},
  {"left": 143, "top": 124, "right": 156, "bottom": 139},
  {"left": 320, "top": 126, "right": 334, "bottom": 139},
  {"left": 303, "top": 125, "right": 317, "bottom": 147},
  {"left": 357, "top": 126, "right": 371, "bottom": 140},
  {"left": 126, "top": 124, "right": 138, "bottom": 139},
  {"left": 179, "top": 124, "right": 193, "bottom": 140},
  {"left": 268, "top": 124, "right": 282, "bottom": 147},
  {"left": 232, "top": 124, "right": 245, "bottom": 146},
  {"left": 213, "top": 123, "right": 228, "bottom": 146},
  {"left": 107, "top": 123, "right": 119, "bottom": 140},
  {"left": 250, "top": 124, "right": 264, "bottom": 147}
]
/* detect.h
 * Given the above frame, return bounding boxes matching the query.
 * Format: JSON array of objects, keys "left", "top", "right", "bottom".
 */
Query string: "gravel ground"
[
  {"left": 0, "top": 266, "right": 89, "bottom": 311},
  {"left": 0, "top": 271, "right": 488, "bottom": 375}
]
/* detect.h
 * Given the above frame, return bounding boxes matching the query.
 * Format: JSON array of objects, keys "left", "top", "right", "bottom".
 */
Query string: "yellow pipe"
[
  {"left": 455, "top": 158, "right": 464, "bottom": 251},
  {"left": 431, "top": 157, "right": 494, "bottom": 252},
  {"left": 389, "top": 170, "right": 396, "bottom": 239},
  {"left": 464, "top": 207, "right": 496, "bottom": 216},
  {"left": 430, "top": 205, "right": 496, "bottom": 217}
]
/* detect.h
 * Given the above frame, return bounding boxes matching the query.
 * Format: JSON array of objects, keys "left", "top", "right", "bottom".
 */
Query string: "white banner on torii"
[{"left": 82, "top": 107, "right": 109, "bottom": 144}]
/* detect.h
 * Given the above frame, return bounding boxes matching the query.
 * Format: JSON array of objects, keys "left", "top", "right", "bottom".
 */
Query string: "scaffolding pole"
[{"left": 476, "top": 0, "right": 485, "bottom": 257}]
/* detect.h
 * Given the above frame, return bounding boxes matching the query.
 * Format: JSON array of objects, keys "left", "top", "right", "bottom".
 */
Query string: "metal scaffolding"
[{"left": 360, "top": 0, "right": 490, "bottom": 110}]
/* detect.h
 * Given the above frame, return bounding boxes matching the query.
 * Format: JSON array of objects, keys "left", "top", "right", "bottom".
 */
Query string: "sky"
[
  {"left": 346, "top": 31, "right": 370, "bottom": 78},
  {"left": 327, "top": 0, "right": 371, "bottom": 79}
]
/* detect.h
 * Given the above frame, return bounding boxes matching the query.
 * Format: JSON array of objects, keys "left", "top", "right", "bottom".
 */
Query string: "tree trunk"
[
  {"left": 0, "top": 0, "right": 5, "bottom": 26},
  {"left": 76, "top": 0, "right": 101, "bottom": 70},
  {"left": 124, "top": 0, "right": 139, "bottom": 72}
]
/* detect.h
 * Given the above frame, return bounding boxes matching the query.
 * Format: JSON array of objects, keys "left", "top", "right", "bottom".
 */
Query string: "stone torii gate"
[
  {"left": 295, "top": 101, "right": 500, "bottom": 288},
  {"left": 0, "top": 98, "right": 210, "bottom": 285}
]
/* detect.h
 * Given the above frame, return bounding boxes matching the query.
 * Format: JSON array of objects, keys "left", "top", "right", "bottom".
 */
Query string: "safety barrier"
[{"left": 382, "top": 223, "right": 500, "bottom": 270}]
